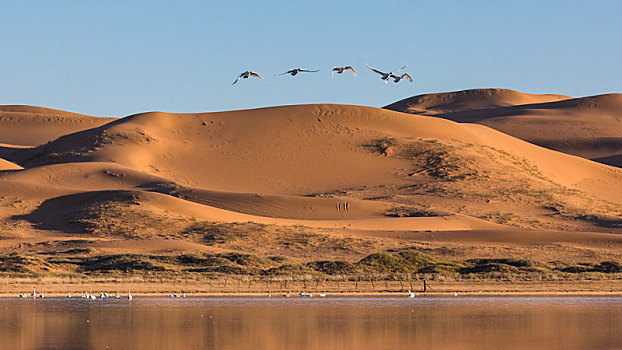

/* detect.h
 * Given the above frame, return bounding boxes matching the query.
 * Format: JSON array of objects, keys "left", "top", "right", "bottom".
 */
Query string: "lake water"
[{"left": 0, "top": 297, "right": 620, "bottom": 349}]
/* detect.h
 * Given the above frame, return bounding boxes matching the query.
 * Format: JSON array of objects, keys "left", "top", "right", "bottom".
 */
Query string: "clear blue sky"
[{"left": 1, "top": 0, "right": 620, "bottom": 117}]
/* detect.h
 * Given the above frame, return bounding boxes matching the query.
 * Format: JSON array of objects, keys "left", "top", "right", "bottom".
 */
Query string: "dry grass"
[{"left": 2, "top": 248, "right": 620, "bottom": 283}]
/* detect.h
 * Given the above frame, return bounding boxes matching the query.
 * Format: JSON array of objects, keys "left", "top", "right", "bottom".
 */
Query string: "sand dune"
[
  {"left": 385, "top": 89, "right": 622, "bottom": 166},
  {"left": 12, "top": 104, "right": 622, "bottom": 201},
  {"left": 0, "top": 105, "right": 116, "bottom": 146},
  {"left": 1, "top": 101, "right": 621, "bottom": 274},
  {"left": 385, "top": 88, "right": 571, "bottom": 114},
  {"left": 23, "top": 189, "right": 496, "bottom": 234}
]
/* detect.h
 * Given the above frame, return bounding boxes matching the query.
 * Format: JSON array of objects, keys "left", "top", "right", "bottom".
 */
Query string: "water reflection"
[{"left": 1, "top": 297, "right": 621, "bottom": 349}]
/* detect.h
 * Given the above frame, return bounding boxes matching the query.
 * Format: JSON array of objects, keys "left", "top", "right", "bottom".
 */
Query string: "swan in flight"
[
  {"left": 233, "top": 71, "right": 265, "bottom": 85},
  {"left": 391, "top": 73, "right": 413, "bottom": 83},
  {"left": 275, "top": 68, "right": 319, "bottom": 77},
  {"left": 331, "top": 66, "right": 356, "bottom": 77},
  {"left": 367, "top": 65, "right": 406, "bottom": 84}
]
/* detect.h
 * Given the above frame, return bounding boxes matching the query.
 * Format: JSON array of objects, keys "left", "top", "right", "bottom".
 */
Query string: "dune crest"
[
  {"left": 386, "top": 89, "right": 622, "bottom": 167},
  {"left": 384, "top": 88, "right": 571, "bottom": 114},
  {"left": 0, "top": 105, "right": 116, "bottom": 146}
]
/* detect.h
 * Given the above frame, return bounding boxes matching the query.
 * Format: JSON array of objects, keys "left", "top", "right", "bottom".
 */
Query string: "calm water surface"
[{"left": 1, "top": 297, "right": 621, "bottom": 350}]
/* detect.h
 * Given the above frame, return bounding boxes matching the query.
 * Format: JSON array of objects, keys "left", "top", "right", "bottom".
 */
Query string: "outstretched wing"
[
  {"left": 390, "top": 66, "right": 406, "bottom": 75},
  {"left": 299, "top": 69, "right": 319, "bottom": 73},
  {"left": 250, "top": 71, "right": 265, "bottom": 80},
  {"left": 332, "top": 67, "right": 337, "bottom": 78},
  {"left": 401, "top": 73, "right": 413, "bottom": 82},
  {"left": 366, "top": 65, "right": 385, "bottom": 76},
  {"left": 345, "top": 66, "right": 357, "bottom": 77},
  {"left": 275, "top": 70, "right": 292, "bottom": 77},
  {"left": 232, "top": 73, "right": 243, "bottom": 85}
]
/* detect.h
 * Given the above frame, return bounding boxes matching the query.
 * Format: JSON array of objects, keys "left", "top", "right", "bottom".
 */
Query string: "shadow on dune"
[
  {"left": 0, "top": 145, "right": 24, "bottom": 162},
  {"left": 12, "top": 191, "right": 138, "bottom": 234},
  {"left": 592, "top": 153, "right": 622, "bottom": 168}
]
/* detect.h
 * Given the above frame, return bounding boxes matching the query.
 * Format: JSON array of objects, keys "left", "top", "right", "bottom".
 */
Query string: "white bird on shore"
[
  {"left": 454, "top": 292, "right": 458, "bottom": 297},
  {"left": 31, "top": 288, "right": 36, "bottom": 298},
  {"left": 66, "top": 293, "right": 71, "bottom": 298},
  {"left": 38, "top": 291, "right": 44, "bottom": 298},
  {"left": 367, "top": 65, "right": 406, "bottom": 84},
  {"left": 319, "top": 293, "right": 326, "bottom": 297},
  {"left": 332, "top": 66, "right": 357, "bottom": 77},
  {"left": 115, "top": 292, "right": 121, "bottom": 299},
  {"left": 233, "top": 70, "right": 265, "bottom": 85},
  {"left": 275, "top": 68, "right": 319, "bottom": 77},
  {"left": 128, "top": 291, "right": 132, "bottom": 300},
  {"left": 282, "top": 292, "right": 290, "bottom": 298},
  {"left": 407, "top": 290, "right": 415, "bottom": 298},
  {"left": 19, "top": 293, "right": 28, "bottom": 298}
]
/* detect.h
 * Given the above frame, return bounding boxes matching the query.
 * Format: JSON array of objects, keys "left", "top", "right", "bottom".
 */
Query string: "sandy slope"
[
  {"left": 0, "top": 102, "right": 621, "bottom": 272},
  {"left": 385, "top": 89, "right": 622, "bottom": 166},
  {"left": 0, "top": 105, "right": 116, "bottom": 146},
  {"left": 12, "top": 104, "right": 622, "bottom": 201},
  {"left": 0, "top": 158, "right": 21, "bottom": 171},
  {"left": 385, "top": 88, "right": 571, "bottom": 114}
]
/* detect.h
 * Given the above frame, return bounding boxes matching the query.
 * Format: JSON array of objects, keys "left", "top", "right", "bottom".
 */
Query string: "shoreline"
[{"left": 1, "top": 279, "right": 620, "bottom": 298}]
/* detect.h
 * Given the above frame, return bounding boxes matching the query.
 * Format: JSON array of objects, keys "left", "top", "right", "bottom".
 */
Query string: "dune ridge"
[
  {"left": 385, "top": 89, "right": 622, "bottom": 166},
  {"left": 0, "top": 105, "right": 116, "bottom": 146},
  {"left": 384, "top": 88, "right": 571, "bottom": 114}
]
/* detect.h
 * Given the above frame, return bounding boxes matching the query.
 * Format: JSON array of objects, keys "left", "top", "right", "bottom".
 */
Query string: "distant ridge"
[
  {"left": 0, "top": 105, "right": 116, "bottom": 146},
  {"left": 385, "top": 88, "right": 622, "bottom": 167},
  {"left": 384, "top": 88, "right": 571, "bottom": 114}
]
